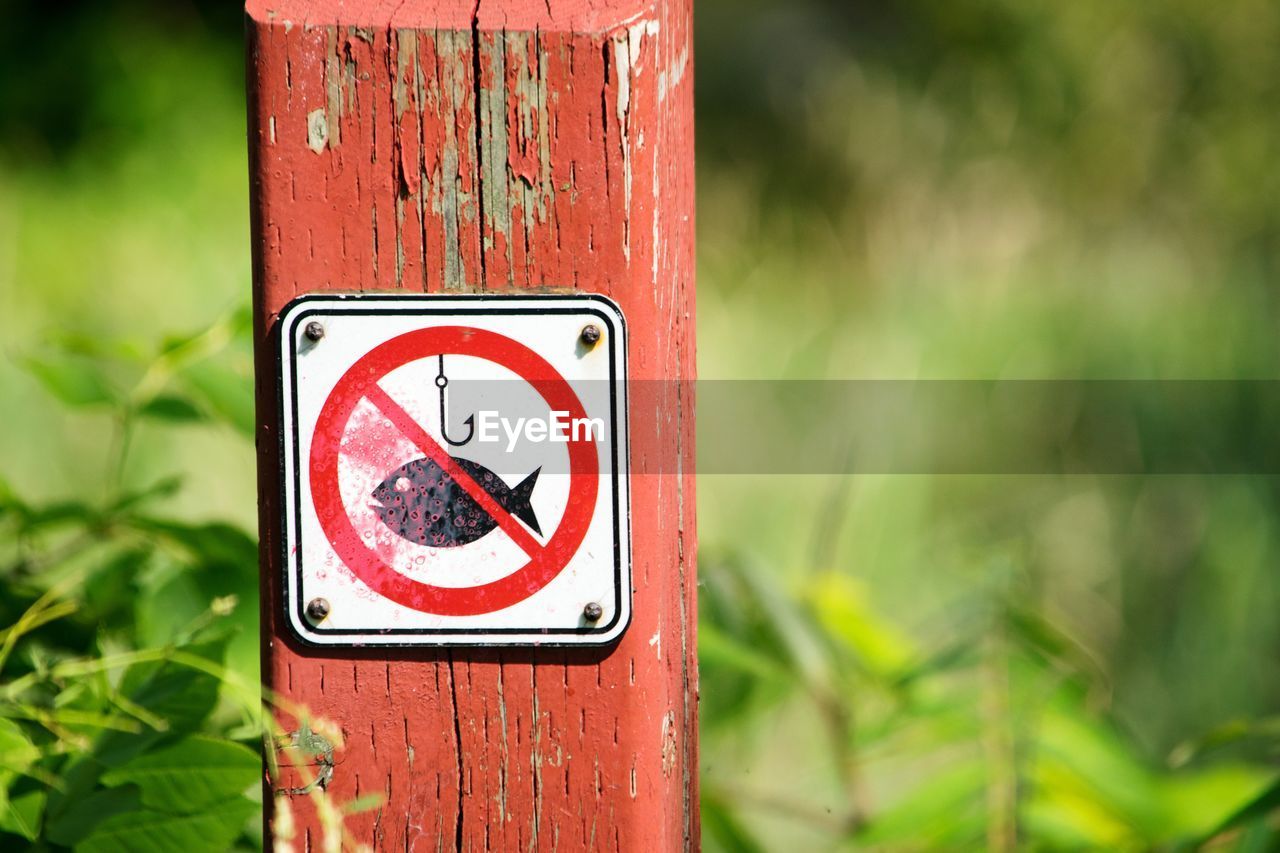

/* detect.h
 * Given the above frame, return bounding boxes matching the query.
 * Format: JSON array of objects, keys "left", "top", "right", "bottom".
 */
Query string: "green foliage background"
[{"left": 2, "top": 0, "right": 1279, "bottom": 849}]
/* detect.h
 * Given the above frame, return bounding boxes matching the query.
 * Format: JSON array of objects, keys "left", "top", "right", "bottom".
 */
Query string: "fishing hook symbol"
[{"left": 436, "top": 354, "right": 474, "bottom": 447}]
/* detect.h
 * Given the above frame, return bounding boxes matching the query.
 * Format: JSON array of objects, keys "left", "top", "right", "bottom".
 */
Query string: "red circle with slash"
[{"left": 309, "top": 326, "right": 598, "bottom": 616}]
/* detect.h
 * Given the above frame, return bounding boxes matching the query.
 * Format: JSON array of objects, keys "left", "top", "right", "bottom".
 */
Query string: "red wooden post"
[{"left": 245, "top": 0, "right": 696, "bottom": 849}]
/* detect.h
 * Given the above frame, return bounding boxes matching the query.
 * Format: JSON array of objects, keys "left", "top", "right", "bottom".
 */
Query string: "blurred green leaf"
[
  {"left": 12, "top": 499, "right": 101, "bottom": 531},
  {"left": 1194, "top": 774, "right": 1280, "bottom": 848},
  {"left": 0, "top": 476, "right": 22, "bottom": 516},
  {"left": 93, "top": 636, "right": 229, "bottom": 767},
  {"left": 699, "top": 553, "right": 829, "bottom": 728},
  {"left": 0, "top": 787, "right": 46, "bottom": 841},
  {"left": 888, "top": 639, "right": 978, "bottom": 690},
  {"left": 74, "top": 795, "right": 257, "bottom": 853},
  {"left": 807, "top": 572, "right": 916, "bottom": 680},
  {"left": 857, "top": 761, "right": 985, "bottom": 847},
  {"left": 158, "top": 307, "right": 248, "bottom": 366},
  {"left": 704, "top": 554, "right": 834, "bottom": 689},
  {"left": 108, "top": 477, "right": 183, "bottom": 514},
  {"left": 178, "top": 361, "right": 254, "bottom": 437},
  {"left": 23, "top": 356, "right": 119, "bottom": 408},
  {"left": 40, "top": 637, "right": 232, "bottom": 844},
  {"left": 46, "top": 329, "right": 151, "bottom": 363},
  {"left": 125, "top": 520, "right": 258, "bottom": 684},
  {"left": 1157, "top": 764, "right": 1275, "bottom": 843},
  {"left": 699, "top": 623, "right": 793, "bottom": 685},
  {"left": 1027, "top": 699, "right": 1159, "bottom": 846},
  {"left": 1168, "top": 716, "right": 1280, "bottom": 769},
  {"left": 228, "top": 305, "right": 253, "bottom": 340},
  {"left": 0, "top": 721, "right": 44, "bottom": 842},
  {"left": 702, "top": 789, "right": 768, "bottom": 853},
  {"left": 81, "top": 548, "right": 148, "bottom": 627},
  {"left": 1005, "top": 604, "right": 1109, "bottom": 695},
  {"left": 46, "top": 786, "right": 142, "bottom": 847},
  {"left": 0, "top": 718, "right": 40, "bottom": 775},
  {"left": 136, "top": 394, "right": 205, "bottom": 424},
  {"left": 101, "top": 735, "right": 258, "bottom": 813},
  {"left": 129, "top": 518, "right": 256, "bottom": 570}
]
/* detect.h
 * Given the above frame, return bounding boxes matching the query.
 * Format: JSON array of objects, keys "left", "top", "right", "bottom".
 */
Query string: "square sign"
[{"left": 277, "top": 294, "right": 630, "bottom": 646}]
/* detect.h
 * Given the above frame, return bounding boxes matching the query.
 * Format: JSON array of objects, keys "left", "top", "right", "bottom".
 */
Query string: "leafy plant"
[
  {"left": 0, "top": 311, "right": 377, "bottom": 851},
  {"left": 700, "top": 546, "right": 1280, "bottom": 850}
]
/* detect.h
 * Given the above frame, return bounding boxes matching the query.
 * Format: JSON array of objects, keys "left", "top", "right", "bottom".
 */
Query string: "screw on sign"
[{"left": 278, "top": 296, "right": 630, "bottom": 646}]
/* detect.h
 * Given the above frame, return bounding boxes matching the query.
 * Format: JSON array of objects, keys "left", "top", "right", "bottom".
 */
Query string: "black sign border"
[{"left": 275, "top": 293, "right": 630, "bottom": 647}]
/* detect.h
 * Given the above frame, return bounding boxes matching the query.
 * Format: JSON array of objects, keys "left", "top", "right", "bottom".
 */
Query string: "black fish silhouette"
[{"left": 370, "top": 456, "right": 541, "bottom": 547}]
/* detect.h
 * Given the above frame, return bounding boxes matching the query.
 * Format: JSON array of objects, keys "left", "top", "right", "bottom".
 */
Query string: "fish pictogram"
[{"left": 370, "top": 457, "right": 541, "bottom": 547}]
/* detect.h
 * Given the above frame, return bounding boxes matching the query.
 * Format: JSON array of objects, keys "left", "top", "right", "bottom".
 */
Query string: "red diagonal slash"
[{"left": 364, "top": 383, "right": 544, "bottom": 558}]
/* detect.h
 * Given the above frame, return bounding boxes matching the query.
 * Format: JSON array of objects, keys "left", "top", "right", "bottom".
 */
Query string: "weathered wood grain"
[{"left": 246, "top": 0, "right": 696, "bottom": 848}]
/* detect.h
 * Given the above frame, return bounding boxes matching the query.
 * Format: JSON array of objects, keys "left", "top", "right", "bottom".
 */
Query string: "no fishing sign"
[{"left": 276, "top": 294, "right": 631, "bottom": 646}]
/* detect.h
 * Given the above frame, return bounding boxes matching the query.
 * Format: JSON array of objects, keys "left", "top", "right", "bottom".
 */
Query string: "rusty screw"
[
  {"left": 582, "top": 602, "right": 604, "bottom": 622},
  {"left": 304, "top": 321, "right": 325, "bottom": 342},
  {"left": 580, "top": 324, "right": 602, "bottom": 346},
  {"left": 306, "top": 597, "right": 331, "bottom": 623}
]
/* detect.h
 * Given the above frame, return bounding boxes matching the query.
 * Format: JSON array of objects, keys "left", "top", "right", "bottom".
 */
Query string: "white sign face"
[{"left": 277, "top": 294, "right": 630, "bottom": 646}]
